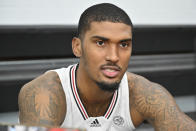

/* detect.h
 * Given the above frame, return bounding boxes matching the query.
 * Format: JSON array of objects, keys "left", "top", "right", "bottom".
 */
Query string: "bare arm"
[
  {"left": 18, "top": 71, "right": 66, "bottom": 127},
  {"left": 128, "top": 73, "right": 196, "bottom": 131}
]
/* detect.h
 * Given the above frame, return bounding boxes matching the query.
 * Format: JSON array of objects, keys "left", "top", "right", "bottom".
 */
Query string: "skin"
[
  {"left": 18, "top": 71, "right": 66, "bottom": 127},
  {"left": 72, "top": 22, "right": 132, "bottom": 116},
  {"left": 128, "top": 72, "right": 196, "bottom": 130},
  {"left": 18, "top": 21, "right": 196, "bottom": 130}
]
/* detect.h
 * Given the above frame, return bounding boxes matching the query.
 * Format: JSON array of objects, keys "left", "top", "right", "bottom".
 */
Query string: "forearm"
[{"left": 153, "top": 112, "right": 196, "bottom": 131}]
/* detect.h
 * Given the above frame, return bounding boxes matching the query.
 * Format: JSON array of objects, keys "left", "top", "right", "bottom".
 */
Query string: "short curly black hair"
[{"left": 78, "top": 3, "right": 133, "bottom": 39}]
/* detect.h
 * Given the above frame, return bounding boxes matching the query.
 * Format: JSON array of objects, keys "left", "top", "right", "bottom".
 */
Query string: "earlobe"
[{"left": 72, "top": 37, "right": 82, "bottom": 57}]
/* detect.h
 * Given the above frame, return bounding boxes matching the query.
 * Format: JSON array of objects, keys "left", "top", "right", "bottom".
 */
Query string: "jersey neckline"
[{"left": 69, "top": 64, "right": 119, "bottom": 120}]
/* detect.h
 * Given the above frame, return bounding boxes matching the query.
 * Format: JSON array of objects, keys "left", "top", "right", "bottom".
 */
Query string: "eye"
[
  {"left": 96, "top": 40, "right": 105, "bottom": 46},
  {"left": 120, "top": 42, "right": 129, "bottom": 48}
]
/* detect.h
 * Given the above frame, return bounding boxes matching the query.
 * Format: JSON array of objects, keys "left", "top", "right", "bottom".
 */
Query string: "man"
[{"left": 18, "top": 3, "right": 196, "bottom": 131}]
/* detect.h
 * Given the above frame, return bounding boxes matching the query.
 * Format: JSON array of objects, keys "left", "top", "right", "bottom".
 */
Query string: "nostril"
[
  {"left": 106, "top": 52, "right": 119, "bottom": 62},
  {"left": 105, "top": 45, "right": 119, "bottom": 62}
]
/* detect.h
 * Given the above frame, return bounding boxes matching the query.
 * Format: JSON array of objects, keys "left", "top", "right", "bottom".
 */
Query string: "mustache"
[{"left": 100, "top": 63, "right": 121, "bottom": 70}]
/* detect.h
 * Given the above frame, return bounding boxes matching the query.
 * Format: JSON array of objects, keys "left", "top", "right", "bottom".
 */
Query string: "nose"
[{"left": 105, "top": 45, "right": 119, "bottom": 63}]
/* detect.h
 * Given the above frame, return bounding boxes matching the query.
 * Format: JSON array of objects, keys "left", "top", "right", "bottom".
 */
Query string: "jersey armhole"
[
  {"left": 48, "top": 68, "right": 71, "bottom": 126},
  {"left": 125, "top": 73, "right": 136, "bottom": 130}
]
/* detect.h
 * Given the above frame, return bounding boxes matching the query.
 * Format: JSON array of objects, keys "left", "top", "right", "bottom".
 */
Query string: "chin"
[{"left": 95, "top": 81, "right": 121, "bottom": 92}]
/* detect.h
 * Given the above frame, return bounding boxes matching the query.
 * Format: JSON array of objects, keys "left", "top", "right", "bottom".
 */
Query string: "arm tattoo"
[
  {"left": 18, "top": 71, "right": 66, "bottom": 127},
  {"left": 129, "top": 75, "right": 196, "bottom": 131}
]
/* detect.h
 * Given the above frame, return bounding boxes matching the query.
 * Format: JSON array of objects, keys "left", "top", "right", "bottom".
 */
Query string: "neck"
[
  {"left": 76, "top": 64, "right": 118, "bottom": 117},
  {"left": 76, "top": 64, "right": 114, "bottom": 104}
]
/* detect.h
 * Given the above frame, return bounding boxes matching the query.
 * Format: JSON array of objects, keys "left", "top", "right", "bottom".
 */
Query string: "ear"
[{"left": 72, "top": 37, "right": 82, "bottom": 57}]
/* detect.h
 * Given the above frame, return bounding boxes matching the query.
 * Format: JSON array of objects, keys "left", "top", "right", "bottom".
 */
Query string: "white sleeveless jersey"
[{"left": 52, "top": 64, "right": 135, "bottom": 131}]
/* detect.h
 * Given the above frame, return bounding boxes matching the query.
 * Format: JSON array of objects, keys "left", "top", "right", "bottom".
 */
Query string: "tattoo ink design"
[
  {"left": 19, "top": 72, "right": 66, "bottom": 126},
  {"left": 129, "top": 75, "right": 196, "bottom": 131}
]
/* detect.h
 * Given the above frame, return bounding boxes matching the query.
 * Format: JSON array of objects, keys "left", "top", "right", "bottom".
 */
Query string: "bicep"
[
  {"left": 19, "top": 86, "right": 57, "bottom": 127},
  {"left": 18, "top": 72, "right": 66, "bottom": 127}
]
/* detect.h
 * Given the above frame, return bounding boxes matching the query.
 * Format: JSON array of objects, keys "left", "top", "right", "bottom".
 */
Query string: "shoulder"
[
  {"left": 126, "top": 72, "right": 177, "bottom": 125},
  {"left": 18, "top": 71, "right": 66, "bottom": 126},
  {"left": 126, "top": 71, "right": 170, "bottom": 99},
  {"left": 127, "top": 71, "right": 174, "bottom": 111},
  {"left": 19, "top": 71, "right": 65, "bottom": 99},
  {"left": 24, "top": 71, "right": 61, "bottom": 87},
  {"left": 126, "top": 72, "right": 151, "bottom": 90}
]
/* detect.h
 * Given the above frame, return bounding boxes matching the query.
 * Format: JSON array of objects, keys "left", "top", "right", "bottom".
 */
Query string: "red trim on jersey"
[
  {"left": 70, "top": 64, "right": 118, "bottom": 120},
  {"left": 104, "top": 90, "right": 117, "bottom": 119},
  {"left": 71, "top": 65, "right": 89, "bottom": 119}
]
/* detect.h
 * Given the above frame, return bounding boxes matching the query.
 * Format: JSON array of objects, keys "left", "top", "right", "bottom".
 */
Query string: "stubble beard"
[
  {"left": 95, "top": 80, "right": 121, "bottom": 92},
  {"left": 80, "top": 46, "right": 121, "bottom": 92},
  {"left": 82, "top": 59, "right": 121, "bottom": 92}
]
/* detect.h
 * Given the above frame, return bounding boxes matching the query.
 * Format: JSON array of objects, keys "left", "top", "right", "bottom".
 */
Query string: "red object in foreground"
[
  {"left": 49, "top": 128, "right": 81, "bottom": 131},
  {"left": 0, "top": 124, "right": 86, "bottom": 131}
]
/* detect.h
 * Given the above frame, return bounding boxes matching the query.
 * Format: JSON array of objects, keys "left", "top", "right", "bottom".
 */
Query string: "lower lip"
[{"left": 102, "top": 69, "right": 119, "bottom": 78}]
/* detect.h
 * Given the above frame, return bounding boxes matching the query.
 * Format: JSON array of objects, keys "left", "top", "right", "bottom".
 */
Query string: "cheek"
[
  {"left": 82, "top": 46, "right": 102, "bottom": 69},
  {"left": 84, "top": 45, "right": 105, "bottom": 63},
  {"left": 119, "top": 51, "right": 131, "bottom": 68}
]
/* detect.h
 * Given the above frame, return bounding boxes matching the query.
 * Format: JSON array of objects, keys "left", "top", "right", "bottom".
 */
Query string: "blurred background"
[{"left": 0, "top": 0, "right": 196, "bottom": 130}]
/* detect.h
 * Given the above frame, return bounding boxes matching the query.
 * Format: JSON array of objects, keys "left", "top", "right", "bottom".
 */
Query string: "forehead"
[{"left": 84, "top": 21, "right": 132, "bottom": 40}]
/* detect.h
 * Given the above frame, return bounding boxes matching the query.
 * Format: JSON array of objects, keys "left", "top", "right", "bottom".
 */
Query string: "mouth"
[{"left": 101, "top": 65, "right": 121, "bottom": 78}]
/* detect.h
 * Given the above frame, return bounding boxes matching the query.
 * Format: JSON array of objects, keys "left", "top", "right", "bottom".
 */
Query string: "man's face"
[{"left": 78, "top": 21, "right": 132, "bottom": 91}]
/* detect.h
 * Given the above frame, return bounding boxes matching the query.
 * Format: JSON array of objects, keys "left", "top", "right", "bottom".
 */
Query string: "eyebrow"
[
  {"left": 91, "top": 36, "right": 132, "bottom": 42},
  {"left": 120, "top": 38, "right": 132, "bottom": 43},
  {"left": 91, "top": 36, "right": 109, "bottom": 41}
]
